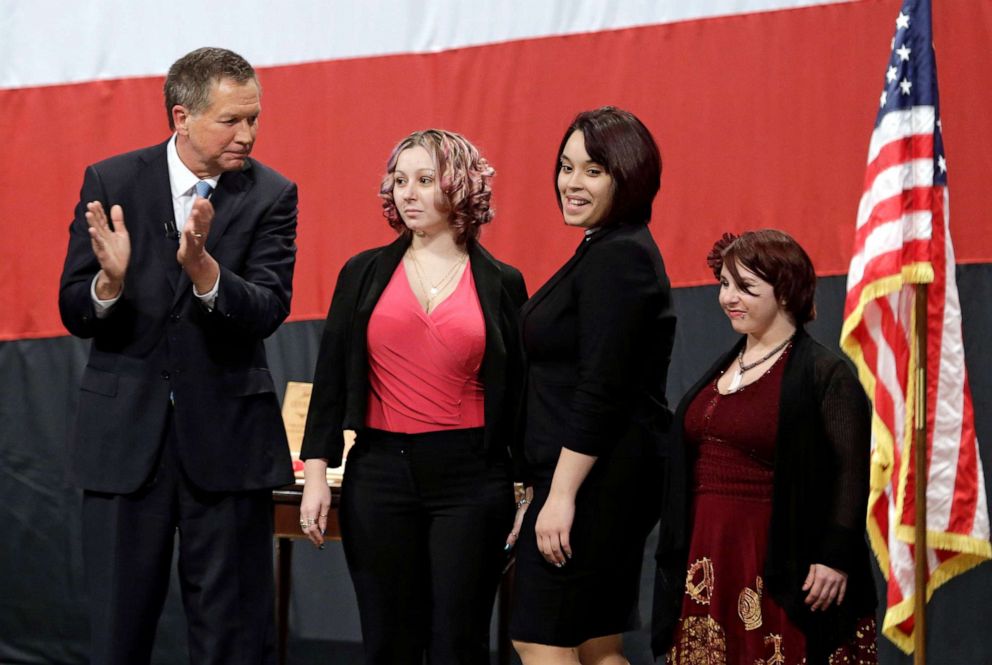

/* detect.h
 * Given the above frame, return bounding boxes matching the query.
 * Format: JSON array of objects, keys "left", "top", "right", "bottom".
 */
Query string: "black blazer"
[
  {"left": 653, "top": 329, "right": 876, "bottom": 662},
  {"left": 59, "top": 139, "right": 298, "bottom": 494},
  {"left": 520, "top": 223, "right": 676, "bottom": 472},
  {"left": 300, "top": 235, "right": 528, "bottom": 472}
]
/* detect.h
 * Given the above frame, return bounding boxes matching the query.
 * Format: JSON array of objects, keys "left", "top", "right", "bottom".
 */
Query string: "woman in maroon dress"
[{"left": 653, "top": 230, "right": 878, "bottom": 665}]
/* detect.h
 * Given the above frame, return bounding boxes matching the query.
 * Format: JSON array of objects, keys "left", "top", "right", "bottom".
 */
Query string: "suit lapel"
[
  {"left": 521, "top": 241, "right": 584, "bottom": 315},
  {"left": 523, "top": 226, "right": 617, "bottom": 315},
  {"left": 469, "top": 243, "right": 506, "bottom": 432},
  {"left": 470, "top": 242, "right": 502, "bottom": 348},
  {"left": 204, "top": 165, "right": 252, "bottom": 254},
  {"left": 138, "top": 143, "right": 181, "bottom": 295},
  {"left": 469, "top": 242, "right": 506, "bottom": 408},
  {"left": 171, "top": 160, "right": 253, "bottom": 309},
  {"left": 345, "top": 235, "right": 409, "bottom": 396},
  {"left": 357, "top": 235, "right": 408, "bottom": 317}
]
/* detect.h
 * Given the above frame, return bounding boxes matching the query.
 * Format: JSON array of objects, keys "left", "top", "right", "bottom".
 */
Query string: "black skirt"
[{"left": 509, "top": 454, "right": 664, "bottom": 646}]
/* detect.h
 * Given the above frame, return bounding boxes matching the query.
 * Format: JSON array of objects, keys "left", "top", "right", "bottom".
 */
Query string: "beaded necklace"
[{"left": 726, "top": 335, "right": 794, "bottom": 392}]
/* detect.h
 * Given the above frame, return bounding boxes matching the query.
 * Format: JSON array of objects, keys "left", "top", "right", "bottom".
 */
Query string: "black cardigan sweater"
[
  {"left": 653, "top": 328, "right": 877, "bottom": 663},
  {"left": 300, "top": 235, "right": 528, "bottom": 474}
]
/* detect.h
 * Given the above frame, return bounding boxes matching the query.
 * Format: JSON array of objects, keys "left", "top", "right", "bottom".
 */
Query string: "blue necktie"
[{"left": 194, "top": 181, "right": 213, "bottom": 199}]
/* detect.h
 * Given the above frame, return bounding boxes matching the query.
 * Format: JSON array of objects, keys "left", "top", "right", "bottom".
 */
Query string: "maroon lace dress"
[{"left": 668, "top": 348, "right": 876, "bottom": 664}]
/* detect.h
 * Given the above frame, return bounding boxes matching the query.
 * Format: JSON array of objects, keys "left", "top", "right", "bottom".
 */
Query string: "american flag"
[{"left": 840, "top": 0, "right": 991, "bottom": 653}]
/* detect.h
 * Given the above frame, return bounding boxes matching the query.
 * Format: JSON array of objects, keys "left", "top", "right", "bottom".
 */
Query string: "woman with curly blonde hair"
[{"left": 300, "top": 129, "right": 528, "bottom": 664}]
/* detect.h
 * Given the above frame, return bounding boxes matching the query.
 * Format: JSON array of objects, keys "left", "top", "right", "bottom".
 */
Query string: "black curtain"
[{"left": 2, "top": 266, "right": 991, "bottom": 664}]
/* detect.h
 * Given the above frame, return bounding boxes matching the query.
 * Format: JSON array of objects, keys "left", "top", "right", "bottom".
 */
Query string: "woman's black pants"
[{"left": 340, "top": 427, "right": 514, "bottom": 665}]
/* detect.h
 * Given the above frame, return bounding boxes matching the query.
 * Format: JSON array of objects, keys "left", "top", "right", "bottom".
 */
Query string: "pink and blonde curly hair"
[{"left": 379, "top": 129, "right": 495, "bottom": 245}]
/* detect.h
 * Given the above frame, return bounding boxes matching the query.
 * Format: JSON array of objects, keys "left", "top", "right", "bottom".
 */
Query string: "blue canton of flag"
[{"left": 877, "top": 0, "right": 945, "bottom": 186}]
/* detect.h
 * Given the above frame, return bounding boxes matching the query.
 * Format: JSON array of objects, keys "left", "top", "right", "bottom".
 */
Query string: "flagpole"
[
  {"left": 915, "top": 7, "right": 933, "bottom": 662},
  {"left": 914, "top": 284, "right": 928, "bottom": 664}
]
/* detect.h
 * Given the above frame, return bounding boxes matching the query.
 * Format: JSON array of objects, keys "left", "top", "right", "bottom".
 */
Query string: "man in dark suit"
[{"left": 58, "top": 47, "right": 297, "bottom": 665}]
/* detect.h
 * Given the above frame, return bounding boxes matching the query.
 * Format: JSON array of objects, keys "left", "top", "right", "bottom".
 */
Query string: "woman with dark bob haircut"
[
  {"left": 652, "top": 229, "right": 877, "bottom": 664},
  {"left": 508, "top": 107, "right": 676, "bottom": 664},
  {"left": 300, "top": 129, "right": 528, "bottom": 664}
]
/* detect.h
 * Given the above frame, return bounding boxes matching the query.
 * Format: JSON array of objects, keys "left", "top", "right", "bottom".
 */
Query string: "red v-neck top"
[{"left": 365, "top": 260, "right": 486, "bottom": 433}]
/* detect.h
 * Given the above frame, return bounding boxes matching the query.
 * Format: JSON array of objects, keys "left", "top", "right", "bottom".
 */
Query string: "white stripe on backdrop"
[{"left": 1, "top": 0, "right": 856, "bottom": 89}]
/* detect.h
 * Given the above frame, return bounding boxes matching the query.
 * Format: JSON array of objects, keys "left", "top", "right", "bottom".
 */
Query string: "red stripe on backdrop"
[{"left": 1, "top": 0, "right": 989, "bottom": 341}]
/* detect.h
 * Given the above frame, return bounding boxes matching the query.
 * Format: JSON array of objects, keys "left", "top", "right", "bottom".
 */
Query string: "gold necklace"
[{"left": 407, "top": 249, "right": 467, "bottom": 311}]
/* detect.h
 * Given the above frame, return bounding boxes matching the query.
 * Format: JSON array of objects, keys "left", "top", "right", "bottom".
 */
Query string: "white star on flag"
[
  {"left": 938, "top": 154, "right": 947, "bottom": 173},
  {"left": 896, "top": 12, "right": 910, "bottom": 29},
  {"left": 897, "top": 44, "right": 912, "bottom": 61},
  {"left": 879, "top": 90, "right": 887, "bottom": 107},
  {"left": 900, "top": 78, "right": 913, "bottom": 95},
  {"left": 887, "top": 66, "right": 899, "bottom": 83}
]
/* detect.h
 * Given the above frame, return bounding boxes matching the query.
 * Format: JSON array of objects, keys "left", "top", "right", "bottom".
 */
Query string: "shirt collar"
[{"left": 167, "top": 134, "right": 219, "bottom": 199}]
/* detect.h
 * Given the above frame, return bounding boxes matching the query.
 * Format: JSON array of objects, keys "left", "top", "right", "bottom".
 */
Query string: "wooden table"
[
  {"left": 272, "top": 481, "right": 515, "bottom": 665},
  {"left": 272, "top": 481, "right": 341, "bottom": 665}
]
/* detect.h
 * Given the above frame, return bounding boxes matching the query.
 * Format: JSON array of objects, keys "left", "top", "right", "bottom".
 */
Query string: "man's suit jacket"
[
  {"left": 300, "top": 234, "right": 528, "bottom": 476},
  {"left": 59, "top": 139, "right": 297, "bottom": 494},
  {"left": 519, "top": 223, "right": 676, "bottom": 471}
]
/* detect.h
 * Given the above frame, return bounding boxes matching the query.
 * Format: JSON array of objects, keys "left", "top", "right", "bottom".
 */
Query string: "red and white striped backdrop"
[{"left": 1, "top": 0, "right": 989, "bottom": 341}]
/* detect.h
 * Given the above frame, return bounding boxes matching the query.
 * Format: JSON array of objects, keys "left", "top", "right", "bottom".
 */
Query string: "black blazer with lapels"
[
  {"left": 520, "top": 223, "right": 676, "bottom": 472},
  {"left": 300, "top": 234, "right": 528, "bottom": 473},
  {"left": 58, "top": 139, "right": 298, "bottom": 494}
]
